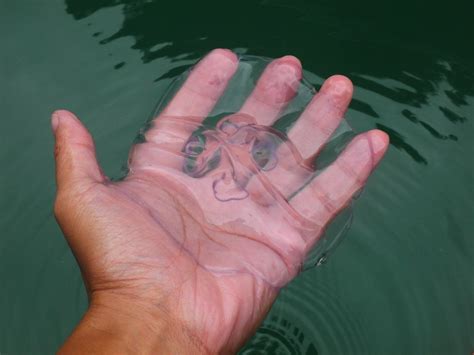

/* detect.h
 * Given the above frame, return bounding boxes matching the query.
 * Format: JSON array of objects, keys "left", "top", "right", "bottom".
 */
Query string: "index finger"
[{"left": 145, "top": 49, "right": 239, "bottom": 151}]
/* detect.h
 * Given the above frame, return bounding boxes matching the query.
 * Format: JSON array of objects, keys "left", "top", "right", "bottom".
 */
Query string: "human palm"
[{"left": 52, "top": 49, "right": 388, "bottom": 354}]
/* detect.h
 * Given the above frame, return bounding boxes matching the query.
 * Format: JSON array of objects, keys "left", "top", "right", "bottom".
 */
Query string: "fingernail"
[
  {"left": 275, "top": 56, "right": 302, "bottom": 77},
  {"left": 369, "top": 131, "right": 389, "bottom": 155},
  {"left": 212, "top": 48, "right": 238, "bottom": 63},
  {"left": 51, "top": 112, "right": 61, "bottom": 134},
  {"left": 278, "top": 55, "right": 302, "bottom": 69},
  {"left": 320, "top": 75, "right": 353, "bottom": 98}
]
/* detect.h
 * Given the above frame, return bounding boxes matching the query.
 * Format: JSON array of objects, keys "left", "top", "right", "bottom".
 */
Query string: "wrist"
[{"left": 59, "top": 291, "right": 210, "bottom": 354}]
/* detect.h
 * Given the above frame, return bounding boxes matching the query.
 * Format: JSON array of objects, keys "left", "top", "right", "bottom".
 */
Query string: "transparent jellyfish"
[{"left": 126, "top": 53, "right": 373, "bottom": 287}]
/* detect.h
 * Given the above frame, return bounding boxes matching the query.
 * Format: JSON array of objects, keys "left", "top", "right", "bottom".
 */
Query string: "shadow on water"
[
  {"left": 63, "top": 0, "right": 472, "bottom": 166},
  {"left": 57, "top": 1, "right": 473, "bottom": 354}
]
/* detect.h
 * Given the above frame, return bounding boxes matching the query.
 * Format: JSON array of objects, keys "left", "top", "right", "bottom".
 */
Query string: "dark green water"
[{"left": 1, "top": 1, "right": 473, "bottom": 354}]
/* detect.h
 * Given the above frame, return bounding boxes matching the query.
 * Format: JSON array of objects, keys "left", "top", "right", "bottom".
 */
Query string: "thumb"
[{"left": 52, "top": 110, "right": 105, "bottom": 193}]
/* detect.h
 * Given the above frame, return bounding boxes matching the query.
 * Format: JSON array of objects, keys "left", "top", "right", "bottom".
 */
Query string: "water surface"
[{"left": 0, "top": 1, "right": 472, "bottom": 354}]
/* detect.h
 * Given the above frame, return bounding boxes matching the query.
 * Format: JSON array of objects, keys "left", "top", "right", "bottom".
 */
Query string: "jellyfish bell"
[{"left": 128, "top": 54, "right": 357, "bottom": 284}]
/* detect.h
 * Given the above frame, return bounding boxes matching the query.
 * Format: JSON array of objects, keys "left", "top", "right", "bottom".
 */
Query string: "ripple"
[{"left": 241, "top": 273, "right": 369, "bottom": 355}]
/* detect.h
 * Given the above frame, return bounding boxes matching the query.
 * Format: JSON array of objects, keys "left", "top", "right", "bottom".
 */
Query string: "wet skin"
[{"left": 52, "top": 49, "right": 389, "bottom": 354}]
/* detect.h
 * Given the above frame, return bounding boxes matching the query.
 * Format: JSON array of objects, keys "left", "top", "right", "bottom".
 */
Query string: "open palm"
[{"left": 53, "top": 49, "right": 388, "bottom": 354}]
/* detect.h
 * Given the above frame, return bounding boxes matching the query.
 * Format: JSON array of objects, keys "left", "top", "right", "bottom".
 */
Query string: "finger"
[
  {"left": 247, "top": 75, "right": 354, "bottom": 199},
  {"left": 239, "top": 56, "right": 302, "bottom": 126},
  {"left": 288, "top": 75, "right": 353, "bottom": 160},
  {"left": 145, "top": 49, "right": 239, "bottom": 149},
  {"left": 51, "top": 110, "right": 105, "bottom": 193},
  {"left": 289, "top": 130, "right": 389, "bottom": 229}
]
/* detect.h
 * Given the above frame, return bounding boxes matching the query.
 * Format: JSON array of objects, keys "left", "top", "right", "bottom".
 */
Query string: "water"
[{"left": 0, "top": 1, "right": 472, "bottom": 354}]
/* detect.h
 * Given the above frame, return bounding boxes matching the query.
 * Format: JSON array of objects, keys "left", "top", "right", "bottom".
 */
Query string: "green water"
[{"left": 1, "top": 1, "right": 473, "bottom": 354}]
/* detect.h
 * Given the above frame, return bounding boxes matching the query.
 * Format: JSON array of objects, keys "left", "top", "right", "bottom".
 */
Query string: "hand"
[{"left": 52, "top": 49, "right": 388, "bottom": 354}]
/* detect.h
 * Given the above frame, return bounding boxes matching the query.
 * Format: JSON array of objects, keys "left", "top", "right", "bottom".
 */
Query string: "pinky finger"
[{"left": 290, "top": 130, "right": 389, "bottom": 228}]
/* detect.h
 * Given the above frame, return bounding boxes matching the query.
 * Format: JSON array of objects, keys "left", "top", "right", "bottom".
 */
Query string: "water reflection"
[
  {"left": 64, "top": 0, "right": 471, "bottom": 166},
  {"left": 402, "top": 109, "right": 457, "bottom": 141},
  {"left": 439, "top": 106, "right": 467, "bottom": 123},
  {"left": 376, "top": 123, "right": 428, "bottom": 165}
]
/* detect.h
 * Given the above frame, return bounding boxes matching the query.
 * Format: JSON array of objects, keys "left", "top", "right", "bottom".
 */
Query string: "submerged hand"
[{"left": 52, "top": 49, "right": 388, "bottom": 354}]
